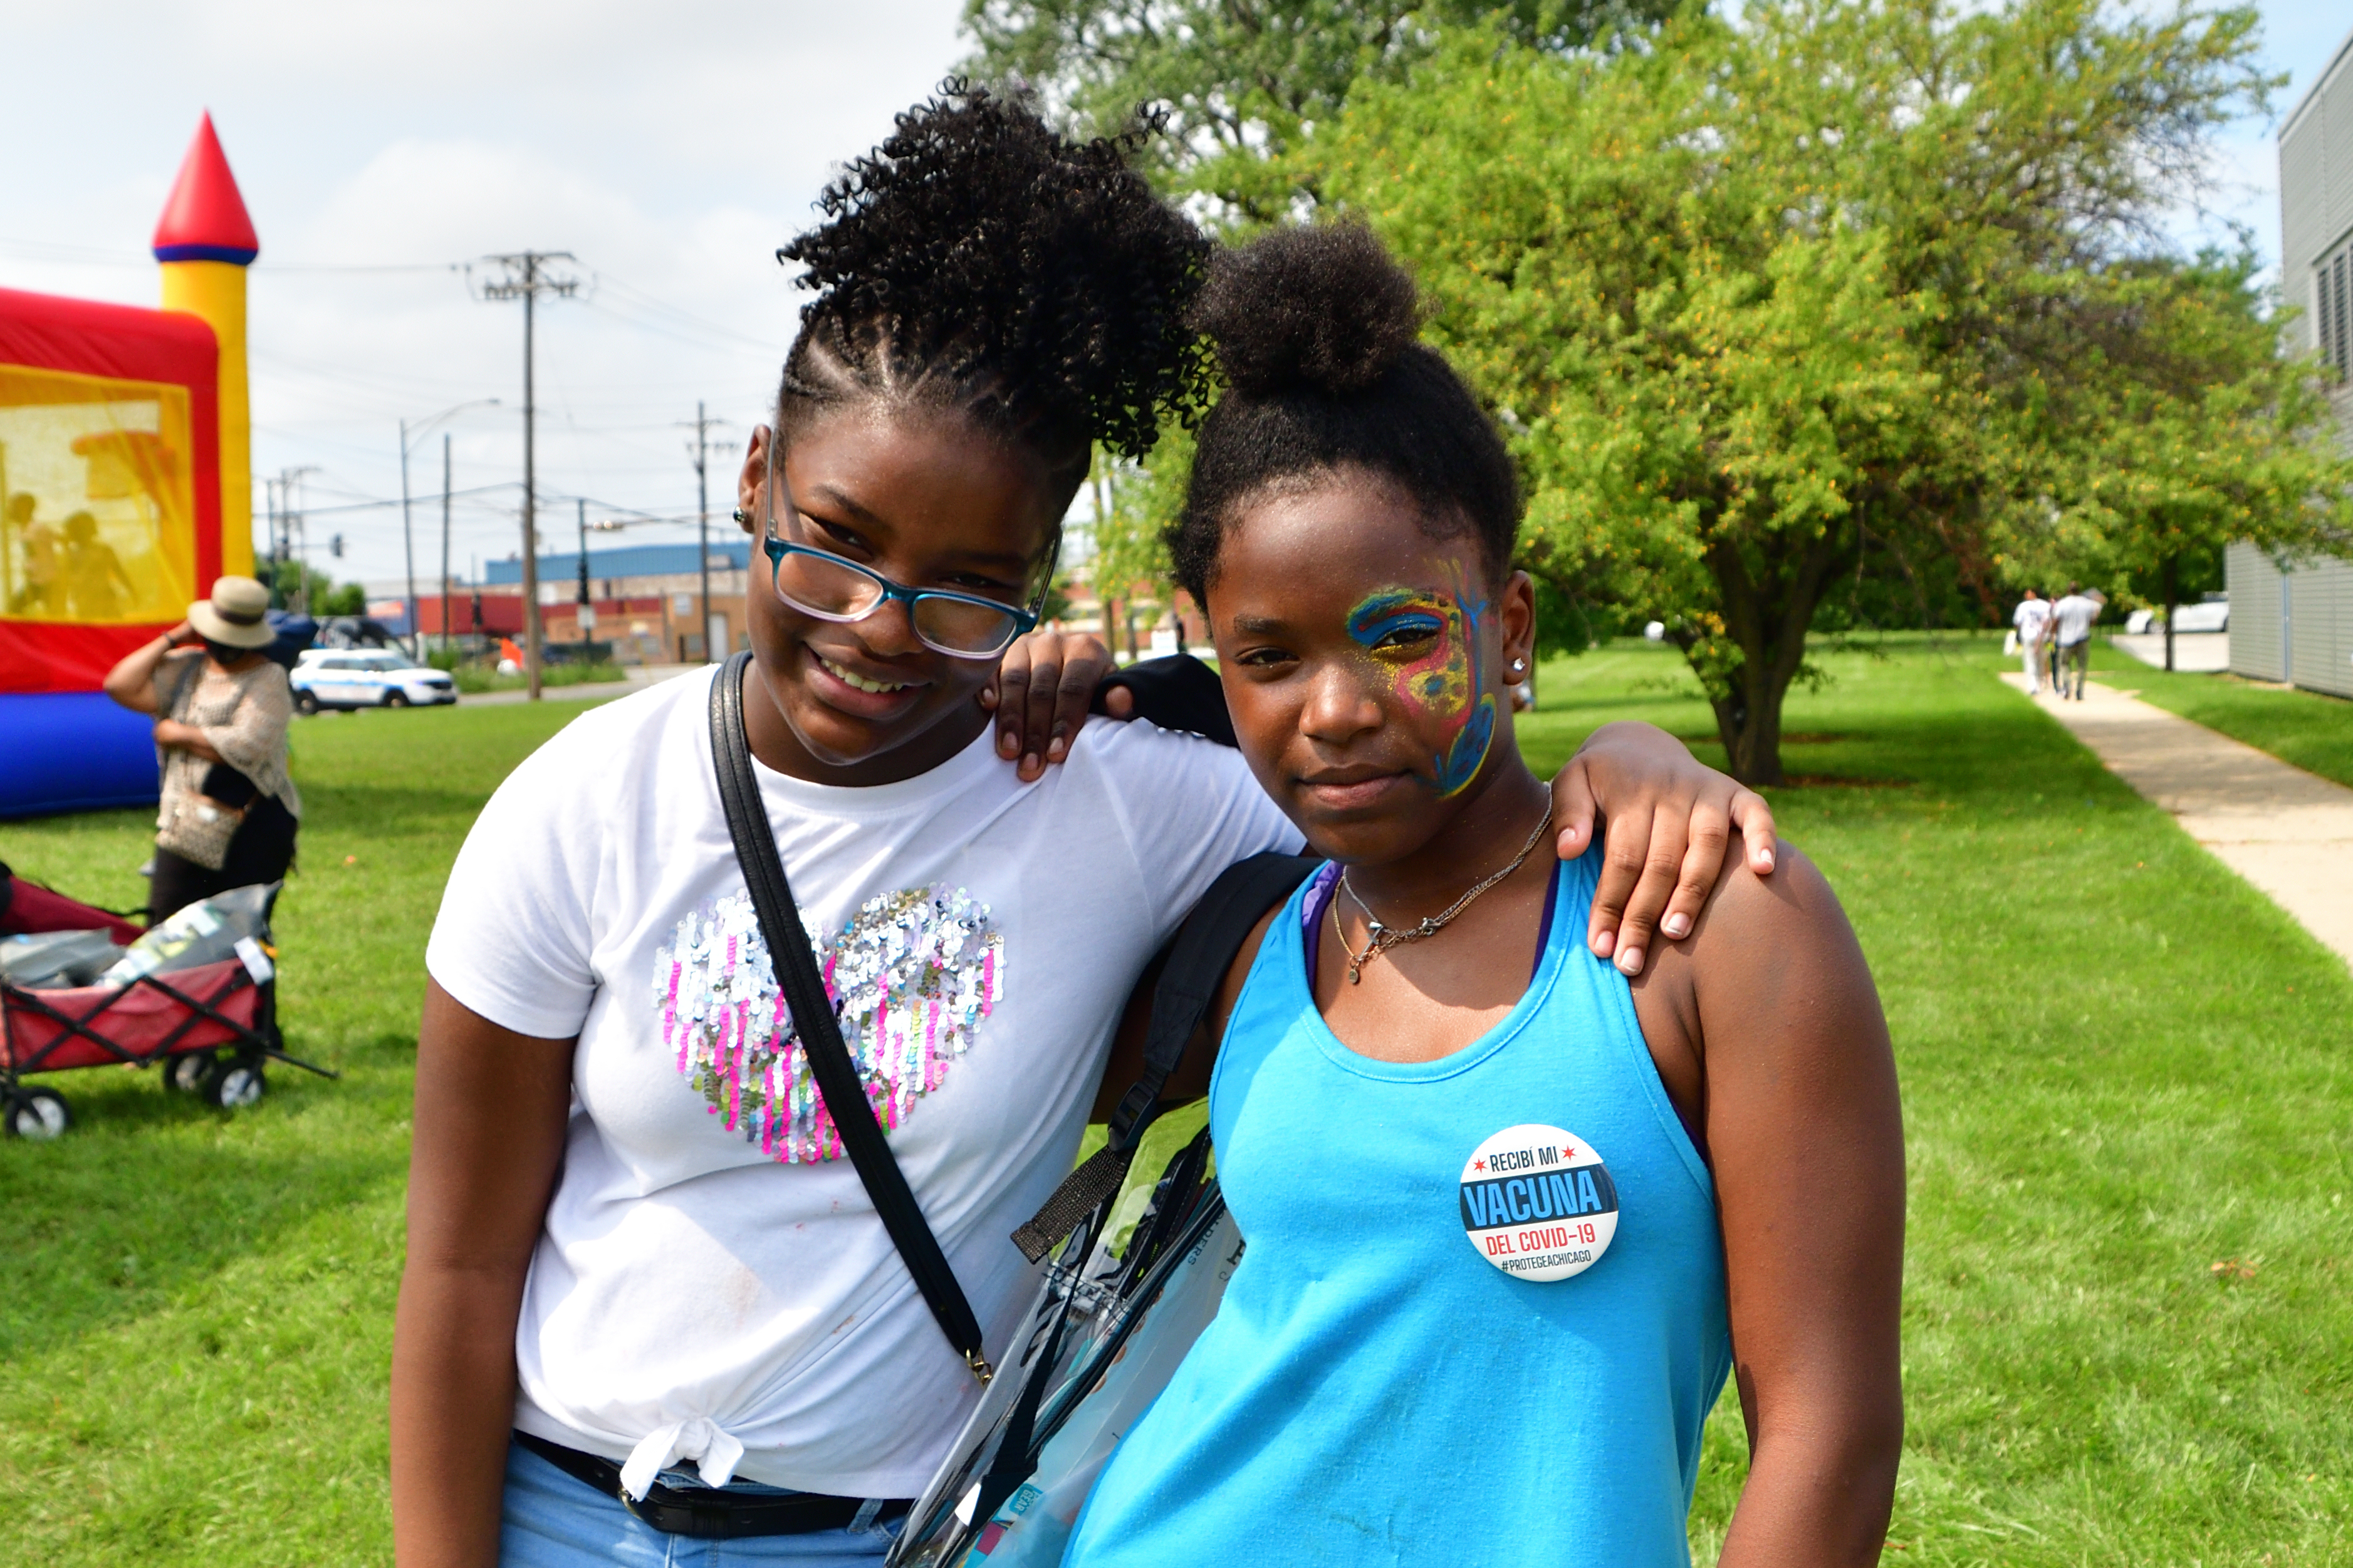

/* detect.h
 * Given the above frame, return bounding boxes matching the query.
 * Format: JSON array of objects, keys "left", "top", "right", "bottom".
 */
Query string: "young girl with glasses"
[
  {"left": 390, "top": 91, "right": 1776, "bottom": 1568},
  {"left": 1063, "top": 227, "right": 1905, "bottom": 1567}
]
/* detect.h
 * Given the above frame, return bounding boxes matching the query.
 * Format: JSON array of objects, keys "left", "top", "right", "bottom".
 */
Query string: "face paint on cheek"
[{"left": 1344, "top": 573, "right": 1498, "bottom": 799}]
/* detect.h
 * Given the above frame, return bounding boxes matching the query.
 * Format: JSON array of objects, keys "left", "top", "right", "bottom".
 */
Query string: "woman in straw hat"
[{"left": 103, "top": 574, "right": 302, "bottom": 925}]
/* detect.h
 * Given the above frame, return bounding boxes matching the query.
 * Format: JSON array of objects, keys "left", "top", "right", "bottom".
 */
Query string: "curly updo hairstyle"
[
  {"left": 775, "top": 85, "right": 1214, "bottom": 503},
  {"left": 1169, "top": 224, "right": 1520, "bottom": 603}
]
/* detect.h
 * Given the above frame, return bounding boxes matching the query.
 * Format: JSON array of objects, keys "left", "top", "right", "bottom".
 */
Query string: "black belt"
[{"left": 513, "top": 1431, "right": 913, "bottom": 1540}]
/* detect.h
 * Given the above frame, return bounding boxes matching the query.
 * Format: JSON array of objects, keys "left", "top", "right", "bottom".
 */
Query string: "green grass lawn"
[
  {"left": 4, "top": 642, "right": 2348, "bottom": 1565},
  {"left": 2085, "top": 640, "right": 2353, "bottom": 791}
]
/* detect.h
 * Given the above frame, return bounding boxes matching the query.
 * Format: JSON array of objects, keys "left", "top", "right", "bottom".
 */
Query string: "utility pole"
[
  {"left": 264, "top": 475, "right": 280, "bottom": 604},
  {"left": 277, "top": 466, "right": 318, "bottom": 615},
  {"left": 478, "top": 251, "right": 577, "bottom": 699},
  {"left": 681, "top": 402, "right": 733, "bottom": 663},
  {"left": 439, "top": 434, "right": 453, "bottom": 659},
  {"left": 576, "top": 497, "right": 594, "bottom": 646}
]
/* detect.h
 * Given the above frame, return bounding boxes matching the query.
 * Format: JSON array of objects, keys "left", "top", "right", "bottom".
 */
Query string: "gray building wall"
[{"left": 2232, "top": 27, "right": 2353, "bottom": 695}]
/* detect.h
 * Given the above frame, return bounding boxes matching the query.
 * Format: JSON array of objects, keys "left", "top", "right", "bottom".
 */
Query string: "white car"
[{"left": 291, "top": 650, "right": 457, "bottom": 713}]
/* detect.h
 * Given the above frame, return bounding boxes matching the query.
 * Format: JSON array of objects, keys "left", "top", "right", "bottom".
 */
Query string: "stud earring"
[
  {"left": 731, "top": 508, "right": 747, "bottom": 524},
  {"left": 1509, "top": 657, "right": 1526, "bottom": 675}
]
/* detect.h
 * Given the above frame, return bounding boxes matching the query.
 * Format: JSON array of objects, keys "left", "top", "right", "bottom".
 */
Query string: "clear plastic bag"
[
  {"left": 888, "top": 1129, "right": 1239, "bottom": 1567},
  {"left": 1, "top": 929, "right": 127, "bottom": 989},
  {"left": 98, "top": 883, "right": 276, "bottom": 987}
]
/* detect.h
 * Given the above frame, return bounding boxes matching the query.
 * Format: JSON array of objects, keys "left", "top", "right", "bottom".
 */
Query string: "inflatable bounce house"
[{"left": 0, "top": 115, "right": 257, "bottom": 818}]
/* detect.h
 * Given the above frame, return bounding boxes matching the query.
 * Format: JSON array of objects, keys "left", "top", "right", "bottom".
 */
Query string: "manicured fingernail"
[
  {"left": 1662, "top": 913, "right": 1691, "bottom": 938},
  {"left": 1618, "top": 946, "right": 1644, "bottom": 975},
  {"left": 1757, "top": 851, "right": 1775, "bottom": 871},
  {"left": 1591, "top": 930, "right": 1615, "bottom": 958}
]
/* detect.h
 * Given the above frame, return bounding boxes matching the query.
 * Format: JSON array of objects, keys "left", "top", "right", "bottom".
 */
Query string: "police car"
[{"left": 290, "top": 650, "right": 457, "bottom": 713}]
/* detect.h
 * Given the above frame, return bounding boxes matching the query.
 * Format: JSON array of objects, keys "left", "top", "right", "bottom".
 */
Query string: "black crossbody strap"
[
  {"left": 707, "top": 653, "right": 993, "bottom": 1384},
  {"left": 1011, "top": 849, "right": 1318, "bottom": 1264}
]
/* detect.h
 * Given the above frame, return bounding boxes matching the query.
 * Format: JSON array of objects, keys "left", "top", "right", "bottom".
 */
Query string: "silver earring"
[
  {"left": 1509, "top": 658, "right": 1526, "bottom": 674},
  {"left": 731, "top": 508, "right": 747, "bottom": 524}
]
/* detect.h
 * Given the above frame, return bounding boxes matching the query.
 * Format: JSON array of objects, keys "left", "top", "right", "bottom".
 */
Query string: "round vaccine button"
[{"left": 1458, "top": 1123, "right": 1619, "bottom": 1282}]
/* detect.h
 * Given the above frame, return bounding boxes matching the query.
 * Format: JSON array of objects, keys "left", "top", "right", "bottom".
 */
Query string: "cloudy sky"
[{"left": 4, "top": 0, "right": 2346, "bottom": 594}]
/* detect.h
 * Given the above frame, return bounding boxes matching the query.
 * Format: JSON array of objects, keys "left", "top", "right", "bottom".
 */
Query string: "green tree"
[
  {"left": 959, "top": 0, "right": 1675, "bottom": 215},
  {"left": 1303, "top": 0, "right": 2344, "bottom": 783},
  {"left": 1990, "top": 247, "right": 2349, "bottom": 669},
  {"left": 1083, "top": 432, "right": 1192, "bottom": 651},
  {"left": 266, "top": 559, "right": 344, "bottom": 615}
]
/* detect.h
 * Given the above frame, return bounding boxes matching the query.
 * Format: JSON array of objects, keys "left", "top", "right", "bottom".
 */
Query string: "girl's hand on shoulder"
[
  {"left": 981, "top": 628, "right": 1129, "bottom": 782},
  {"left": 1549, "top": 721, "right": 1778, "bottom": 978}
]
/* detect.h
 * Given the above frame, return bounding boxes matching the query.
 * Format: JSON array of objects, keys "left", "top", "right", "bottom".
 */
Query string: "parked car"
[
  {"left": 2173, "top": 598, "right": 2229, "bottom": 633},
  {"left": 290, "top": 650, "right": 457, "bottom": 713},
  {"left": 2124, "top": 599, "right": 2228, "bottom": 635}
]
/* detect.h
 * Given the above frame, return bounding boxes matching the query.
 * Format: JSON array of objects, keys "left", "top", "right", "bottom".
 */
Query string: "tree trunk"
[
  {"left": 2161, "top": 553, "right": 2178, "bottom": 674},
  {"left": 1696, "top": 531, "right": 1855, "bottom": 787}
]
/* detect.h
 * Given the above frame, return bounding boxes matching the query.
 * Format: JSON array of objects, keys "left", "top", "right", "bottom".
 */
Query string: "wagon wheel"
[
  {"left": 4, "top": 1088, "right": 71, "bottom": 1140},
  {"left": 202, "top": 1054, "right": 267, "bottom": 1110},
  {"left": 162, "top": 1049, "right": 219, "bottom": 1095}
]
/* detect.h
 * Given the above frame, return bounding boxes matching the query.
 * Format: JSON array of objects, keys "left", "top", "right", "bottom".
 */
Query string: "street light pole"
[
  {"left": 399, "top": 417, "right": 417, "bottom": 659},
  {"left": 399, "top": 399, "right": 498, "bottom": 660},
  {"left": 440, "top": 434, "right": 453, "bottom": 660}
]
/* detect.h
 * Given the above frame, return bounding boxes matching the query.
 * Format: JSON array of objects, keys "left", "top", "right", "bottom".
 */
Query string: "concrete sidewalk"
[
  {"left": 455, "top": 663, "right": 696, "bottom": 707},
  {"left": 2004, "top": 672, "right": 2353, "bottom": 967}
]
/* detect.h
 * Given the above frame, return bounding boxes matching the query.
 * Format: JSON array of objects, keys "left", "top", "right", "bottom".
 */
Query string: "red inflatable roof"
[
  {"left": 0, "top": 286, "right": 224, "bottom": 693},
  {"left": 151, "top": 113, "right": 258, "bottom": 266}
]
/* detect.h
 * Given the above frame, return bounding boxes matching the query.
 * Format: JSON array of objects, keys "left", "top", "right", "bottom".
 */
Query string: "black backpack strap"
[
  {"left": 707, "top": 653, "right": 994, "bottom": 1385},
  {"left": 1011, "top": 849, "right": 1318, "bottom": 1264}
]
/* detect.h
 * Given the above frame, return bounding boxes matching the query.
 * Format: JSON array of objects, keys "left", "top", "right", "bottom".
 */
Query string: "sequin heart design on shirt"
[{"left": 652, "top": 886, "right": 1004, "bottom": 1164}]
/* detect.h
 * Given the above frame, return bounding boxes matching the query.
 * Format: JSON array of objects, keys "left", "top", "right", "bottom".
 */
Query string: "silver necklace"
[{"left": 1332, "top": 804, "right": 1555, "bottom": 985}]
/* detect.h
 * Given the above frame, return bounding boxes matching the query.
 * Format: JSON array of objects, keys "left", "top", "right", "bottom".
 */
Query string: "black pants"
[{"left": 149, "top": 794, "right": 298, "bottom": 927}]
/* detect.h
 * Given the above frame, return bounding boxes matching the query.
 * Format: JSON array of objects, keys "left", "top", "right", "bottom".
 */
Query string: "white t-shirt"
[
  {"left": 425, "top": 667, "right": 1295, "bottom": 1497},
  {"left": 2052, "top": 594, "right": 2099, "bottom": 645},
  {"left": 2012, "top": 598, "right": 2053, "bottom": 641}
]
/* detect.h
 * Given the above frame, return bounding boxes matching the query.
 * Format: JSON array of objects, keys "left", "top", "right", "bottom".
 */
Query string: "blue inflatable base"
[{"left": 0, "top": 692, "right": 161, "bottom": 819}]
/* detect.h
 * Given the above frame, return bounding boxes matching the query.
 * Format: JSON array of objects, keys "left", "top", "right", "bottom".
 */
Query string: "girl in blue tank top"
[{"left": 1063, "top": 227, "right": 1906, "bottom": 1567}]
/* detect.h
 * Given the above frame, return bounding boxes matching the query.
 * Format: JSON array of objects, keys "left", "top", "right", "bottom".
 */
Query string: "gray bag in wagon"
[{"left": 885, "top": 852, "right": 1318, "bottom": 1568}]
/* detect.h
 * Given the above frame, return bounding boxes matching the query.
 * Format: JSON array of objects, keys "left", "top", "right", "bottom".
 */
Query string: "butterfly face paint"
[{"left": 1345, "top": 571, "right": 1496, "bottom": 797}]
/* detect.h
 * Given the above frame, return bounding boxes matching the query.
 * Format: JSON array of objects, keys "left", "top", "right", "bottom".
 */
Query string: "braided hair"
[
  {"left": 775, "top": 85, "right": 1214, "bottom": 492},
  {"left": 1169, "top": 224, "right": 1520, "bottom": 603}
]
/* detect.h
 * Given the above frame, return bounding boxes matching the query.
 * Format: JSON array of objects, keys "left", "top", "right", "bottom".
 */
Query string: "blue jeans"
[{"left": 500, "top": 1438, "right": 902, "bottom": 1567}]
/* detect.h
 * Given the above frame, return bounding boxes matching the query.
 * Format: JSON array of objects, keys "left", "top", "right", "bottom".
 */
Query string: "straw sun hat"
[{"left": 186, "top": 576, "right": 276, "bottom": 650}]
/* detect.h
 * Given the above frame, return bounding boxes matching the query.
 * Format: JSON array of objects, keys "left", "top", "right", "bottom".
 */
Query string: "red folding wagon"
[{"left": 0, "top": 873, "right": 335, "bottom": 1138}]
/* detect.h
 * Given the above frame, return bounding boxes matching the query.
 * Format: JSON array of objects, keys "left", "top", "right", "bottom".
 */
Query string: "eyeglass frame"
[{"left": 757, "top": 428, "right": 1061, "bottom": 661}]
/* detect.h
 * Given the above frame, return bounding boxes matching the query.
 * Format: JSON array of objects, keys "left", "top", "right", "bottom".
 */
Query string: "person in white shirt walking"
[
  {"left": 2050, "top": 584, "right": 2102, "bottom": 700},
  {"left": 2011, "top": 589, "right": 2053, "bottom": 694}
]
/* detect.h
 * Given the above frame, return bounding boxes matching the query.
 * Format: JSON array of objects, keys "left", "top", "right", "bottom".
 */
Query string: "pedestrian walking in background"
[
  {"left": 100, "top": 574, "right": 301, "bottom": 924},
  {"left": 2012, "top": 588, "right": 2053, "bottom": 693},
  {"left": 2052, "top": 583, "right": 2101, "bottom": 700}
]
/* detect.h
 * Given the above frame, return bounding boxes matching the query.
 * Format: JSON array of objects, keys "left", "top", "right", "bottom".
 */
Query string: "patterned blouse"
[{"left": 152, "top": 652, "right": 302, "bottom": 824}]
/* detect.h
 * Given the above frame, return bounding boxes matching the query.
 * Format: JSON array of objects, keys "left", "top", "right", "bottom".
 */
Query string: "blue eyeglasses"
[{"left": 760, "top": 447, "right": 1058, "bottom": 659}]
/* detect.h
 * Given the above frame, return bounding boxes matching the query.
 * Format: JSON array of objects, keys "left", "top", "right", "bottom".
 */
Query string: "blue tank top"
[{"left": 1064, "top": 848, "right": 1730, "bottom": 1567}]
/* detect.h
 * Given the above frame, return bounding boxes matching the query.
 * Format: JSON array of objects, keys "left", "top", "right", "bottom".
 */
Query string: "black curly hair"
[
  {"left": 1169, "top": 224, "right": 1520, "bottom": 603},
  {"left": 774, "top": 85, "right": 1213, "bottom": 498}
]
